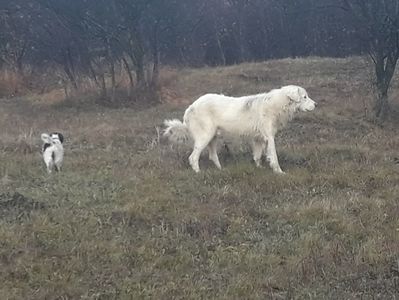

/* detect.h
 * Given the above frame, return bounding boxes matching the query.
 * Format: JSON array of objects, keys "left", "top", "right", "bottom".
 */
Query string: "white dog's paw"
[
  {"left": 274, "top": 169, "right": 286, "bottom": 175},
  {"left": 254, "top": 160, "right": 263, "bottom": 168}
]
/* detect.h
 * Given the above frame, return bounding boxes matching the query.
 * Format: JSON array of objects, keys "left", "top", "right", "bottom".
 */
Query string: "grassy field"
[{"left": 1, "top": 57, "right": 399, "bottom": 299}]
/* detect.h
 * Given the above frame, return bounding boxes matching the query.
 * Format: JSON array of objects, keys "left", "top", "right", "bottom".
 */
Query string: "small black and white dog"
[{"left": 41, "top": 132, "right": 64, "bottom": 173}]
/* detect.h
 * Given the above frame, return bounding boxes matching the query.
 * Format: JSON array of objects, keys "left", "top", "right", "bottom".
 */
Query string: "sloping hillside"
[{"left": 0, "top": 57, "right": 399, "bottom": 299}]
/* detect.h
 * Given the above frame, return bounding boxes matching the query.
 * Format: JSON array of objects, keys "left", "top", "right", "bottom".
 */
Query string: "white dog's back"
[{"left": 183, "top": 90, "right": 283, "bottom": 136}]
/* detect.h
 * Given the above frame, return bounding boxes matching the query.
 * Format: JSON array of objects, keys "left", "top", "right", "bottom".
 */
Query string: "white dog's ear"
[
  {"left": 41, "top": 133, "right": 52, "bottom": 143},
  {"left": 286, "top": 87, "right": 301, "bottom": 103}
]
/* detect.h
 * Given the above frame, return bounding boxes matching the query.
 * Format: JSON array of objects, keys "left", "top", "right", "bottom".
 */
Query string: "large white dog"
[{"left": 163, "top": 85, "right": 316, "bottom": 173}]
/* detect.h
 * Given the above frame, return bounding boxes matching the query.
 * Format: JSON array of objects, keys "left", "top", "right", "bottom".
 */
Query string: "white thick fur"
[
  {"left": 41, "top": 133, "right": 64, "bottom": 173},
  {"left": 163, "top": 85, "right": 316, "bottom": 173}
]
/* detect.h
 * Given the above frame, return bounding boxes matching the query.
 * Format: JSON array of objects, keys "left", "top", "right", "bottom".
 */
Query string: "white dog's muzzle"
[{"left": 300, "top": 98, "right": 317, "bottom": 111}]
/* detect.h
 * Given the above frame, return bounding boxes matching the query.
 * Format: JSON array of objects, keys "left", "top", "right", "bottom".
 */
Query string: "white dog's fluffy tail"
[
  {"left": 41, "top": 133, "right": 52, "bottom": 144},
  {"left": 163, "top": 119, "right": 191, "bottom": 144}
]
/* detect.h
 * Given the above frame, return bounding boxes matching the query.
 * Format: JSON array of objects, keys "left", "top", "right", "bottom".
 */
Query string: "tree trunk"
[
  {"left": 63, "top": 64, "right": 78, "bottom": 90},
  {"left": 88, "top": 61, "right": 100, "bottom": 88},
  {"left": 235, "top": 11, "right": 246, "bottom": 63},
  {"left": 211, "top": 11, "right": 226, "bottom": 66},
  {"left": 128, "top": 48, "right": 145, "bottom": 86},
  {"left": 151, "top": 54, "right": 160, "bottom": 88},
  {"left": 122, "top": 57, "right": 134, "bottom": 97},
  {"left": 136, "top": 64, "right": 144, "bottom": 85},
  {"left": 106, "top": 40, "right": 116, "bottom": 102},
  {"left": 99, "top": 73, "right": 107, "bottom": 98},
  {"left": 151, "top": 24, "right": 160, "bottom": 87},
  {"left": 373, "top": 53, "right": 397, "bottom": 120},
  {"left": 215, "top": 33, "right": 226, "bottom": 66},
  {"left": 15, "top": 46, "right": 26, "bottom": 77},
  {"left": 374, "top": 90, "right": 390, "bottom": 120},
  {"left": 62, "top": 49, "right": 78, "bottom": 90},
  {"left": 127, "top": 29, "right": 146, "bottom": 86},
  {"left": 109, "top": 59, "right": 116, "bottom": 102}
]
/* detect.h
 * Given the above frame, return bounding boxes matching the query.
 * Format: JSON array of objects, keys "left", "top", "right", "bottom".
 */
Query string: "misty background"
[{"left": 1, "top": 0, "right": 398, "bottom": 119}]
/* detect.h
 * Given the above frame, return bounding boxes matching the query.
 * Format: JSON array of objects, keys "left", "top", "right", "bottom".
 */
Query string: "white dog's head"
[{"left": 281, "top": 85, "right": 317, "bottom": 112}]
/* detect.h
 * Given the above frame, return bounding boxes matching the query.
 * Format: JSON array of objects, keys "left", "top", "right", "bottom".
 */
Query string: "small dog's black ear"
[
  {"left": 52, "top": 132, "right": 64, "bottom": 143},
  {"left": 58, "top": 133, "right": 64, "bottom": 143}
]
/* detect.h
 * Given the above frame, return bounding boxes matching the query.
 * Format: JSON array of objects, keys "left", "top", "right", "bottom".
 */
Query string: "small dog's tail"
[
  {"left": 163, "top": 119, "right": 191, "bottom": 144},
  {"left": 41, "top": 133, "right": 53, "bottom": 144}
]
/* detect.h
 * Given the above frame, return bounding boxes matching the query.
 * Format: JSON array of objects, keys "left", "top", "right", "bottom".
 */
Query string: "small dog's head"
[
  {"left": 50, "top": 132, "right": 64, "bottom": 144},
  {"left": 41, "top": 132, "right": 64, "bottom": 145},
  {"left": 41, "top": 133, "right": 64, "bottom": 154}
]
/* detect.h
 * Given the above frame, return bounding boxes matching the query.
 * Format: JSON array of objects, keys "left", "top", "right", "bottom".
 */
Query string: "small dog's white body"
[{"left": 41, "top": 132, "right": 64, "bottom": 173}]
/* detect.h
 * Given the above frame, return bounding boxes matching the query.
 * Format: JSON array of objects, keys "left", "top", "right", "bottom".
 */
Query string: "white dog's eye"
[{"left": 304, "top": 95, "right": 307, "bottom": 99}]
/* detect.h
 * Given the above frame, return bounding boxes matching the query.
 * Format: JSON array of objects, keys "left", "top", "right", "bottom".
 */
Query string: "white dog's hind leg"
[
  {"left": 189, "top": 142, "right": 208, "bottom": 173},
  {"left": 265, "top": 136, "right": 284, "bottom": 174},
  {"left": 208, "top": 138, "right": 222, "bottom": 170},
  {"left": 252, "top": 139, "right": 265, "bottom": 168},
  {"left": 187, "top": 118, "right": 217, "bottom": 172},
  {"left": 189, "top": 133, "right": 215, "bottom": 173},
  {"left": 189, "top": 147, "right": 202, "bottom": 173}
]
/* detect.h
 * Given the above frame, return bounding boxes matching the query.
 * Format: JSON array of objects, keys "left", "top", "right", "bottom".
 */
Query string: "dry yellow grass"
[{"left": 0, "top": 57, "right": 399, "bottom": 299}]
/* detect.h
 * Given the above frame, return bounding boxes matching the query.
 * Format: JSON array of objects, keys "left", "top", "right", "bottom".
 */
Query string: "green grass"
[{"left": 1, "top": 57, "right": 399, "bottom": 299}]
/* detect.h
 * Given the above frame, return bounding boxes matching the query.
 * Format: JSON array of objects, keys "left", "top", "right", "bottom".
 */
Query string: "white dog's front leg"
[{"left": 266, "top": 136, "right": 285, "bottom": 174}]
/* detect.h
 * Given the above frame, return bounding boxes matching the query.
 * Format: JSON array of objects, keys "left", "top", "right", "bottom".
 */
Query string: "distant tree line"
[
  {"left": 0, "top": 1, "right": 359, "bottom": 85},
  {"left": 0, "top": 0, "right": 398, "bottom": 119}
]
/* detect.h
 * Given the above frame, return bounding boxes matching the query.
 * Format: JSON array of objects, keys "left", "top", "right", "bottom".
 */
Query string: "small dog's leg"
[{"left": 55, "top": 162, "right": 62, "bottom": 172}]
